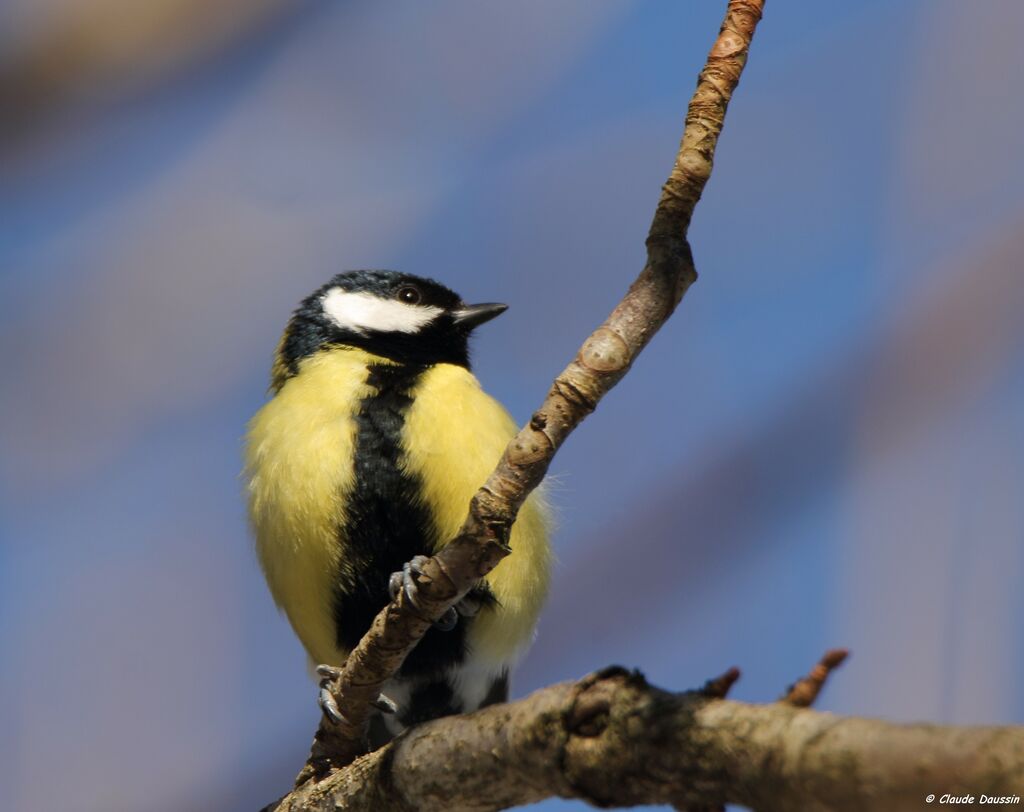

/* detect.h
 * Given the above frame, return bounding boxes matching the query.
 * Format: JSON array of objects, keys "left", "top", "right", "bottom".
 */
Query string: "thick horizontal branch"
[
  {"left": 303, "top": 0, "right": 766, "bottom": 776},
  {"left": 268, "top": 667, "right": 1024, "bottom": 812}
]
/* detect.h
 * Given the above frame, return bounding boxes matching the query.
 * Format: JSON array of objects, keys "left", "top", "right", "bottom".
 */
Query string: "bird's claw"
[
  {"left": 388, "top": 555, "right": 461, "bottom": 631},
  {"left": 316, "top": 663, "right": 397, "bottom": 725},
  {"left": 371, "top": 694, "right": 398, "bottom": 714},
  {"left": 454, "top": 592, "right": 484, "bottom": 619},
  {"left": 319, "top": 684, "right": 345, "bottom": 725},
  {"left": 317, "top": 664, "right": 345, "bottom": 724},
  {"left": 316, "top": 664, "right": 343, "bottom": 681},
  {"left": 434, "top": 606, "right": 458, "bottom": 631},
  {"left": 388, "top": 555, "right": 431, "bottom": 610}
]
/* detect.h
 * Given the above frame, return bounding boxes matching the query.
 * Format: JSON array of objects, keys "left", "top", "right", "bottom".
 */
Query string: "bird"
[{"left": 245, "top": 270, "right": 551, "bottom": 744}]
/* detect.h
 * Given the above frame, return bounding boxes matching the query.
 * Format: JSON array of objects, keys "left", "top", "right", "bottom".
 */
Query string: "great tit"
[{"left": 245, "top": 270, "right": 551, "bottom": 743}]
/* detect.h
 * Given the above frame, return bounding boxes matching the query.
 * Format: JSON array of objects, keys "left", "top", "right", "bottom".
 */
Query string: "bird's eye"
[{"left": 397, "top": 285, "right": 421, "bottom": 305}]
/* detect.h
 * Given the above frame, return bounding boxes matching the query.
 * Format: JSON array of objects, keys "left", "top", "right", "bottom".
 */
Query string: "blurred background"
[{"left": 2, "top": 1, "right": 1023, "bottom": 810}]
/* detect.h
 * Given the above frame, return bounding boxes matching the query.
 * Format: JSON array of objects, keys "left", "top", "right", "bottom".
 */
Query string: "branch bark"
[
  {"left": 304, "top": 0, "right": 766, "bottom": 778},
  {"left": 267, "top": 667, "right": 1024, "bottom": 812}
]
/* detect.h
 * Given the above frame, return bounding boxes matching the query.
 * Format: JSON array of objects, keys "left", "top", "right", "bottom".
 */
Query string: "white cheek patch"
[{"left": 321, "top": 288, "right": 443, "bottom": 335}]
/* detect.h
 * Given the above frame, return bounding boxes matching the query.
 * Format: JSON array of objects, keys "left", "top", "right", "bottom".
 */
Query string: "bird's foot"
[
  {"left": 387, "top": 555, "right": 463, "bottom": 631},
  {"left": 316, "top": 664, "right": 397, "bottom": 725},
  {"left": 452, "top": 590, "right": 486, "bottom": 619}
]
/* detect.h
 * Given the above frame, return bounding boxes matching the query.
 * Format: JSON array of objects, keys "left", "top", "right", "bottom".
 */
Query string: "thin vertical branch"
[{"left": 303, "top": 0, "right": 766, "bottom": 777}]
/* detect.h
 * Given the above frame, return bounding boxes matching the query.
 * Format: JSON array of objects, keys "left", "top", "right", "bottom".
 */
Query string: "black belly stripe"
[
  {"left": 402, "top": 679, "right": 461, "bottom": 727},
  {"left": 333, "top": 361, "right": 471, "bottom": 678}
]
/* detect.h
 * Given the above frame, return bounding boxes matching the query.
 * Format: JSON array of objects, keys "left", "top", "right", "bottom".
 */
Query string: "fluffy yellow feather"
[
  {"left": 403, "top": 363, "right": 551, "bottom": 667},
  {"left": 246, "top": 347, "right": 374, "bottom": 665}
]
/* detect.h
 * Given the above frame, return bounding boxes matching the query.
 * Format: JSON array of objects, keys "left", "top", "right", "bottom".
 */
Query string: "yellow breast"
[
  {"left": 245, "top": 348, "right": 376, "bottom": 665},
  {"left": 403, "top": 364, "right": 552, "bottom": 667},
  {"left": 245, "top": 350, "right": 551, "bottom": 669}
]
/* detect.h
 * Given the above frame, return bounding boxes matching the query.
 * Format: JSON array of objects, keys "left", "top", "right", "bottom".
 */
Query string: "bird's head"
[{"left": 271, "top": 270, "right": 506, "bottom": 390}]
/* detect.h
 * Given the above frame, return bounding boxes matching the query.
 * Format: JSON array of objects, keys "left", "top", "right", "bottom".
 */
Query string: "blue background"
[{"left": 3, "top": 2, "right": 1023, "bottom": 809}]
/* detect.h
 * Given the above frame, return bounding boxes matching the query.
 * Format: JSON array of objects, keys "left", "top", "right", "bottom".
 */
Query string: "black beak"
[{"left": 451, "top": 302, "right": 508, "bottom": 330}]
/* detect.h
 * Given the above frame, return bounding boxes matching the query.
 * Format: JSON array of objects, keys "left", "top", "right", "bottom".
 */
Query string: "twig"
[
  {"left": 701, "top": 666, "right": 742, "bottom": 699},
  {"left": 781, "top": 648, "right": 849, "bottom": 708},
  {"left": 301, "top": 0, "right": 766, "bottom": 778}
]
